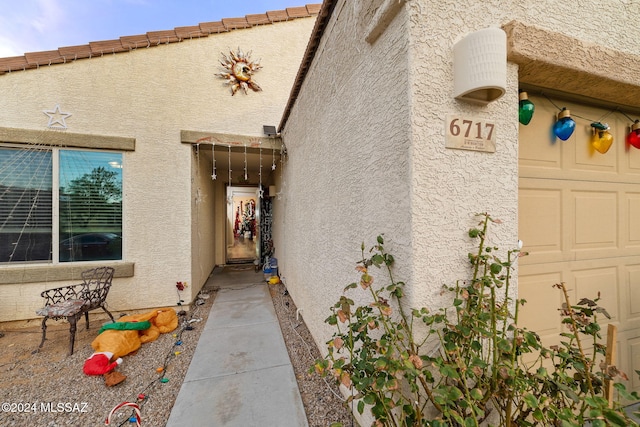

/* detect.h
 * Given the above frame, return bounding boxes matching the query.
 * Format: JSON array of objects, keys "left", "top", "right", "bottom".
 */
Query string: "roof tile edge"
[{"left": 0, "top": 3, "right": 322, "bottom": 75}]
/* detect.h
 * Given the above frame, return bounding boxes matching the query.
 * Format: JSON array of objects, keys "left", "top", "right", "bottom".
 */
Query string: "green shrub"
[{"left": 313, "top": 213, "right": 639, "bottom": 426}]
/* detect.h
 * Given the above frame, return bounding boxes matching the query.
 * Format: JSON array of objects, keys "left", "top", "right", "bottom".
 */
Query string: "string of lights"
[
  {"left": 107, "top": 290, "right": 208, "bottom": 426},
  {"left": 519, "top": 90, "right": 640, "bottom": 153}
]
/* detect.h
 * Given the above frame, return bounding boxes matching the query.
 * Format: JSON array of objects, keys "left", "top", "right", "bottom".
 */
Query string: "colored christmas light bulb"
[
  {"left": 518, "top": 91, "right": 535, "bottom": 125},
  {"left": 590, "top": 122, "right": 613, "bottom": 154},
  {"left": 553, "top": 108, "right": 575, "bottom": 141},
  {"left": 628, "top": 120, "right": 640, "bottom": 149}
]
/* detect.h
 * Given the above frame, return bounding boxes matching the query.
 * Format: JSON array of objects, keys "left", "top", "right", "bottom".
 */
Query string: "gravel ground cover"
[
  {"left": 269, "top": 282, "right": 355, "bottom": 427},
  {"left": 0, "top": 288, "right": 213, "bottom": 427},
  {"left": 0, "top": 277, "right": 356, "bottom": 427}
]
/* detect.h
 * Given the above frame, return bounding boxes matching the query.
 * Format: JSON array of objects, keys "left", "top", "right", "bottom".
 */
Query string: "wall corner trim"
[
  {"left": 365, "top": 0, "right": 408, "bottom": 44},
  {"left": 0, "top": 127, "right": 136, "bottom": 151},
  {"left": 0, "top": 262, "right": 135, "bottom": 285},
  {"left": 502, "top": 20, "right": 640, "bottom": 109}
]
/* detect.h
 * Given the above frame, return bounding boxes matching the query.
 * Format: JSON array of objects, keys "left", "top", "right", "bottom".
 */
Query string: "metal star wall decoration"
[{"left": 43, "top": 104, "right": 72, "bottom": 129}]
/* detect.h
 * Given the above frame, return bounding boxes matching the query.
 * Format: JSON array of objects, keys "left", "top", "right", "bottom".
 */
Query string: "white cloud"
[
  {"left": 31, "top": 0, "right": 67, "bottom": 34},
  {"left": 0, "top": 0, "right": 77, "bottom": 57}
]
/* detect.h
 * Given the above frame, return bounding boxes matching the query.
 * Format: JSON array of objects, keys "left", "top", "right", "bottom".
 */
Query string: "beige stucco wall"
[
  {"left": 277, "top": 0, "right": 640, "bottom": 372},
  {"left": 0, "top": 16, "right": 316, "bottom": 322},
  {"left": 191, "top": 147, "right": 216, "bottom": 296},
  {"left": 407, "top": 1, "right": 521, "bottom": 317},
  {"left": 277, "top": 1, "right": 414, "bottom": 349}
]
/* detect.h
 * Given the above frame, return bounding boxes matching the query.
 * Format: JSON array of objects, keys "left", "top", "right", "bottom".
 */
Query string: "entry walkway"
[{"left": 166, "top": 266, "right": 308, "bottom": 426}]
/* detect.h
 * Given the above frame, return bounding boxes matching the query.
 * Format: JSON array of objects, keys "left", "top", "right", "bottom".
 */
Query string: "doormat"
[{"left": 224, "top": 264, "right": 255, "bottom": 272}]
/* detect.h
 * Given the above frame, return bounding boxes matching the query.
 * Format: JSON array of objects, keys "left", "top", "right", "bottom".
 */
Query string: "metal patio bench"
[{"left": 35, "top": 266, "right": 116, "bottom": 355}]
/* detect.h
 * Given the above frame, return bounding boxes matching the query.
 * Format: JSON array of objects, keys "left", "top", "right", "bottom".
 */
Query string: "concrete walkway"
[{"left": 166, "top": 266, "right": 308, "bottom": 427}]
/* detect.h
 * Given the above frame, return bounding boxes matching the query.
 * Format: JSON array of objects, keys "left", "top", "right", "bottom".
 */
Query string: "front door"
[{"left": 226, "top": 186, "right": 260, "bottom": 263}]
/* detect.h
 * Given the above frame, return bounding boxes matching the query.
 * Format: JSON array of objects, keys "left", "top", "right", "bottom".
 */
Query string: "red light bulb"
[{"left": 628, "top": 120, "right": 640, "bottom": 149}]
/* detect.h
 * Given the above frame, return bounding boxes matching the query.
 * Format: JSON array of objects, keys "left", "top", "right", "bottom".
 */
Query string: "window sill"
[{"left": 0, "top": 262, "right": 134, "bottom": 285}]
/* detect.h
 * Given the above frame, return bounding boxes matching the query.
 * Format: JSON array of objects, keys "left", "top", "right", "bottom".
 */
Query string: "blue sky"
[{"left": 0, "top": 0, "right": 312, "bottom": 58}]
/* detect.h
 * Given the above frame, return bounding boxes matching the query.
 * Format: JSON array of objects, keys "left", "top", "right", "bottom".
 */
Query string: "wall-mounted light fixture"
[
  {"left": 263, "top": 125, "right": 278, "bottom": 137},
  {"left": 453, "top": 27, "right": 507, "bottom": 105}
]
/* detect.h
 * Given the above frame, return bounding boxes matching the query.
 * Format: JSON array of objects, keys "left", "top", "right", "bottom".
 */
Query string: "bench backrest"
[{"left": 80, "top": 266, "right": 115, "bottom": 309}]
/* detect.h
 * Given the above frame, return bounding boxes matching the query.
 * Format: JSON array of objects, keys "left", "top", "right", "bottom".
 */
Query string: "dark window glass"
[
  {"left": 0, "top": 147, "right": 52, "bottom": 262},
  {"left": 59, "top": 151, "right": 123, "bottom": 262},
  {"left": 0, "top": 147, "right": 122, "bottom": 263}
]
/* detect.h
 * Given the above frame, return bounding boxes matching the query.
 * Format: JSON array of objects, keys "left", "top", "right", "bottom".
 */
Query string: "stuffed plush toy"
[{"left": 83, "top": 351, "right": 123, "bottom": 376}]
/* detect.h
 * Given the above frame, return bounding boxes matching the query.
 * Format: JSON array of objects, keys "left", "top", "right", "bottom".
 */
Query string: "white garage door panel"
[
  {"left": 521, "top": 179, "right": 640, "bottom": 263},
  {"left": 519, "top": 94, "right": 640, "bottom": 392}
]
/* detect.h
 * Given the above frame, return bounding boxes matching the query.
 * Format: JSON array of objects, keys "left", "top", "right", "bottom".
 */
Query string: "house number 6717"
[
  {"left": 449, "top": 118, "right": 494, "bottom": 140},
  {"left": 445, "top": 115, "right": 497, "bottom": 153}
]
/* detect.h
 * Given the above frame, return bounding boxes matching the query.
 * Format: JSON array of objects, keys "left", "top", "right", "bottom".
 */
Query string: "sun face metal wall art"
[{"left": 217, "top": 48, "right": 262, "bottom": 96}]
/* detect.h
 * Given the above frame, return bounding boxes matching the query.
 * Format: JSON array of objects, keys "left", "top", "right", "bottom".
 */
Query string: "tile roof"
[{"left": 0, "top": 4, "right": 322, "bottom": 75}]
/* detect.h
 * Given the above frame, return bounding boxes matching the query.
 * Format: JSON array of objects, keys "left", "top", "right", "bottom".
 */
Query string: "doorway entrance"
[{"left": 226, "top": 186, "right": 260, "bottom": 263}]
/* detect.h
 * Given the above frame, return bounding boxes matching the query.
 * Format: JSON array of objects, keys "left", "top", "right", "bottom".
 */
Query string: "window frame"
[{"left": 0, "top": 127, "right": 135, "bottom": 282}]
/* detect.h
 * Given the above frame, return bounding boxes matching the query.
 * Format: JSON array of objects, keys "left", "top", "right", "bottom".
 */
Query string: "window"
[{"left": 0, "top": 146, "right": 123, "bottom": 263}]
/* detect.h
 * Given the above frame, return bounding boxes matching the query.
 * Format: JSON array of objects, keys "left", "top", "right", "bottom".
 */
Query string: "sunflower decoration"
[{"left": 217, "top": 48, "right": 262, "bottom": 96}]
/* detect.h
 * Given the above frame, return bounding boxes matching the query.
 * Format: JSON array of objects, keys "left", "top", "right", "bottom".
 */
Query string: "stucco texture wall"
[
  {"left": 408, "top": 0, "right": 520, "bottom": 314},
  {"left": 278, "top": 1, "right": 413, "bottom": 348},
  {"left": 278, "top": 0, "right": 640, "bottom": 361},
  {"left": 0, "top": 16, "right": 316, "bottom": 322},
  {"left": 407, "top": 0, "right": 640, "bottom": 308}
]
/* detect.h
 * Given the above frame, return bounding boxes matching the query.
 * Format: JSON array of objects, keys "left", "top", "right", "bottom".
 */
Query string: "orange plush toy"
[{"left": 91, "top": 308, "right": 179, "bottom": 358}]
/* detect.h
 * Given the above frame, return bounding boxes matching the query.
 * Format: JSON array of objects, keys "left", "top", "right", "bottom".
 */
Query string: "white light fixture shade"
[{"left": 453, "top": 27, "right": 507, "bottom": 104}]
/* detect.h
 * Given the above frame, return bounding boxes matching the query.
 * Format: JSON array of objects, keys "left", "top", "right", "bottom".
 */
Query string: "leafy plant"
[{"left": 313, "top": 213, "right": 639, "bottom": 426}]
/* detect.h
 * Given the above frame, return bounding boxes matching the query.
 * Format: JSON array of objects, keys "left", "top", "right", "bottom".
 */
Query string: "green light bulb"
[{"left": 518, "top": 91, "right": 535, "bottom": 125}]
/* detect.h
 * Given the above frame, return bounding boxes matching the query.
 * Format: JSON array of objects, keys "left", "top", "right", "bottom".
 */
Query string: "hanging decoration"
[
  {"left": 590, "top": 122, "right": 613, "bottom": 154},
  {"left": 227, "top": 145, "right": 233, "bottom": 205},
  {"left": 43, "top": 104, "right": 72, "bottom": 130},
  {"left": 553, "top": 108, "right": 576, "bottom": 141},
  {"left": 271, "top": 148, "right": 277, "bottom": 171},
  {"left": 628, "top": 120, "right": 640, "bottom": 149},
  {"left": 257, "top": 141, "right": 264, "bottom": 199},
  {"left": 276, "top": 144, "right": 285, "bottom": 200},
  {"left": 518, "top": 91, "right": 535, "bottom": 125},
  {"left": 526, "top": 92, "right": 640, "bottom": 155},
  {"left": 211, "top": 142, "right": 217, "bottom": 180},
  {"left": 216, "top": 48, "right": 262, "bottom": 96},
  {"left": 243, "top": 143, "right": 248, "bottom": 181}
]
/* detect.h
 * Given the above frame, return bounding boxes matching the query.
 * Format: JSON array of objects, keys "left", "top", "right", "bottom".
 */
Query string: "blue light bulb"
[{"left": 553, "top": 108, "right": 575, "bottom": 141}]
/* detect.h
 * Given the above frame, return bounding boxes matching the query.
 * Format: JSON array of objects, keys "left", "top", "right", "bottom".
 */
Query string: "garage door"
[{"left": 519, "top": 94, "right": 640, "bottom": 392}]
